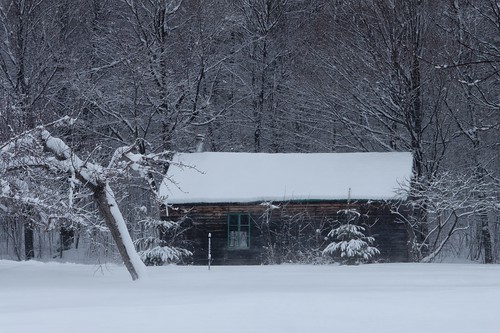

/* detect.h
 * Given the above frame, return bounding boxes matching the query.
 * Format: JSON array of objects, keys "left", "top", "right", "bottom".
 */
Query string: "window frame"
[{"left": 227, "top": 213, "right": 251, "bottom": 250}]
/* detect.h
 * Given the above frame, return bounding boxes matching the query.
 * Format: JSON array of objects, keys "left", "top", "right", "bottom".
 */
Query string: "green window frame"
[{"left": 227, "top": 213, "right": 251, "bottom": 250}]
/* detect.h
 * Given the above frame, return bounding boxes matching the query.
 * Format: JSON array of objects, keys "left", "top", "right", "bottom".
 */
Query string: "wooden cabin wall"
[{"left": 166, "top": 201, "right": 409, "bottom": 265}]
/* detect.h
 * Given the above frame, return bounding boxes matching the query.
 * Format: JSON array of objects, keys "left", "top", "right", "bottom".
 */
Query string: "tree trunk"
[
  {"left": 93, "top": 181, "right": 147, "bottom": 280},
  {"left": 39, "top": 128, "right": 147, "bottom": 280},
  {"left": 404, "top": 220, "right": 420, "bottom": 262},
  {"left": 24, "top": 221, "right": 34, "bottom": 260},
  {"left": 480, "top": 212, "right": 493, "bottom": 264}
]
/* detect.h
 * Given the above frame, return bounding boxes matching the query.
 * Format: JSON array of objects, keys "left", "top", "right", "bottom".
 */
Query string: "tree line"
[{"left": 0, "top": 0, "right": 498, "bottom": 268}]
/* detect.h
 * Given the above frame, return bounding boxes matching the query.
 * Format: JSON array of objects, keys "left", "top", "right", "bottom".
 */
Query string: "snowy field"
[{"left": 1, "top": 261, "right": 499, "bottom": 333}]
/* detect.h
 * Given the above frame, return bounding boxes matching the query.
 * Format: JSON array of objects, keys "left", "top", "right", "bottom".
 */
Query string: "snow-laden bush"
[
  {"left": 134, "top": 217, "right": 192, "bottom": 266},
  {"left": 323, "top": 209, "right": 379, "bottom": 265},
  {"left": 138, "top": 246, "right": 192, "bottom": 266}
]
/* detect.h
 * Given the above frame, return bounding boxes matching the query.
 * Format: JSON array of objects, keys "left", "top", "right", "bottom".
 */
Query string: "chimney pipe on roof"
[{"left": 195, "top": 134, "right": 205, "bottom": 152}]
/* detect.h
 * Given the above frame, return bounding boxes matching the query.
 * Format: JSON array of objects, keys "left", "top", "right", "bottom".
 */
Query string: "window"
[{"left": 227, "top": 213, "right": 251, "bottom": 249}]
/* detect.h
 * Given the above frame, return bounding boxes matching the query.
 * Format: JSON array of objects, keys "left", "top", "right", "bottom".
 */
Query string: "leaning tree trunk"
[
  {"left": 93, "top": 181, "right": 147, "bottom": 280},
  {"left": 38, "top": 128, "right": 148, "bottom": 280}
]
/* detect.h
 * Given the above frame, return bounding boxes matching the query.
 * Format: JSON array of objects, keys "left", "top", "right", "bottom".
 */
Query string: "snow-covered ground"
[{"left": 1, "top": 261, "right": 499, "bottom": 333}]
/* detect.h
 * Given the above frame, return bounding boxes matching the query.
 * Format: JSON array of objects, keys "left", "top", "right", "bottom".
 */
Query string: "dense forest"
[{"left": 0, "top": 0, "right": 498, "bottom": 267}]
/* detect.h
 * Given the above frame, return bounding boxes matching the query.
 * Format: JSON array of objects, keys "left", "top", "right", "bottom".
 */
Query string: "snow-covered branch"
[
  {"left": 0, "top": 119, "right": 157, "bottom": 280},
  {"left": 394, "top": 171, "right": 499, "bottom": 262}
]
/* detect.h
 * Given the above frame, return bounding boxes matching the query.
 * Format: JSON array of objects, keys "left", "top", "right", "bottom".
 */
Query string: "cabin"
[{"left": 159, "top": 152, "right": 413, "bottom": 265}]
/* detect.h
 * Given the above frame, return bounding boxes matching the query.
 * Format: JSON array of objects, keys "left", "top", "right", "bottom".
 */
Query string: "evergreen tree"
[
  {"left": 133, "top": 215, "right": 191, "bottom": 266},
  {"left": 323, "top": 209, "right": 379, "bottom": 265}
]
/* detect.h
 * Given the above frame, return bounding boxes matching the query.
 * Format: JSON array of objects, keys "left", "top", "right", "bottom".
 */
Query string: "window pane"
[
  {"left": 229, "top": 214, "right": 238, "bottom": 226},
  {"left": 240, "top": 214, "right": 250, "bottom": 226},
  {"left": 239, "top": 231, "right": 248, "bottom": 248},
  {"left": 229, "top": 231, "right": 248, "bottom": 249},
  {"left": 229, "top": 231, "right": 238, "bottom": 248}
]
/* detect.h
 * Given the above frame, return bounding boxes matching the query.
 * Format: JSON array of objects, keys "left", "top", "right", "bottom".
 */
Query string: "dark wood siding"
[{"left": 166, "top": 201, "right": 409, "bottom": 265}]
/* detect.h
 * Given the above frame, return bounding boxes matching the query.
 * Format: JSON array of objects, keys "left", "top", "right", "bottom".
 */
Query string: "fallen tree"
[{"left": 0, "top": 117, "right": 174, "bottom": 280}]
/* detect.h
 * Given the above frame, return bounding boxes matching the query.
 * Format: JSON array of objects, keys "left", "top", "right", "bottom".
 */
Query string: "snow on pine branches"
[
  {"left": 133, "top": 216, "right": 192, "bottom": 266},
  {"left": 137, "top": 245, "right": 192, "bottom": 266},
  {"left": 323, "top": 209, "right": 379, "bottom": 265}
]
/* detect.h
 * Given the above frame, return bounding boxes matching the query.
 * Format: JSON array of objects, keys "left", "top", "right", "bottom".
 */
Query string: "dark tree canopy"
[{"left": 0, "top": 0, "right": 498, "bottom": 266}]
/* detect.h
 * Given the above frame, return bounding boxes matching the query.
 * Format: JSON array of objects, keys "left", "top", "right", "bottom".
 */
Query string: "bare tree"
[
  {"left": 437, "top": 0, "right": 500, "bottom": 262},
  {"left": 0, "top": 0, "right": 72, "bottom": 259},
  {"left": 306, "top": 1, "right": 455, "bottom": 259},
  {"left": 393, "top": 171, "right": 498, "bottom": 262}
]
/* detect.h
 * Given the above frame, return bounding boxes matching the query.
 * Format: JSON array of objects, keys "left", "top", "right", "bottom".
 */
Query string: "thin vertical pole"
[{"left": 208, "top": 232, "right": 212, "bottom": 270}]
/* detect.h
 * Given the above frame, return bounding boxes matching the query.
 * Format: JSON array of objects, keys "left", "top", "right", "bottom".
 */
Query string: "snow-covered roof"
[{"left": 159, "top": 152, "right": 413, "bottom": 204}]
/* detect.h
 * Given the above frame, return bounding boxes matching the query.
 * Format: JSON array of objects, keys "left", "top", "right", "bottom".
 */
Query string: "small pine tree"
[
  {"left": 134, "top": 216, "right": 191, "bottom": 266},
  {"left": 323, "top": 209, "right": 379, "bottom": 265}
]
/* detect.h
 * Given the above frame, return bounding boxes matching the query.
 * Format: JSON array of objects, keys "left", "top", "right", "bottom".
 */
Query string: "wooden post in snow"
[{"left": 208, "top": 233, "right": 212, "bottom": 270}]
